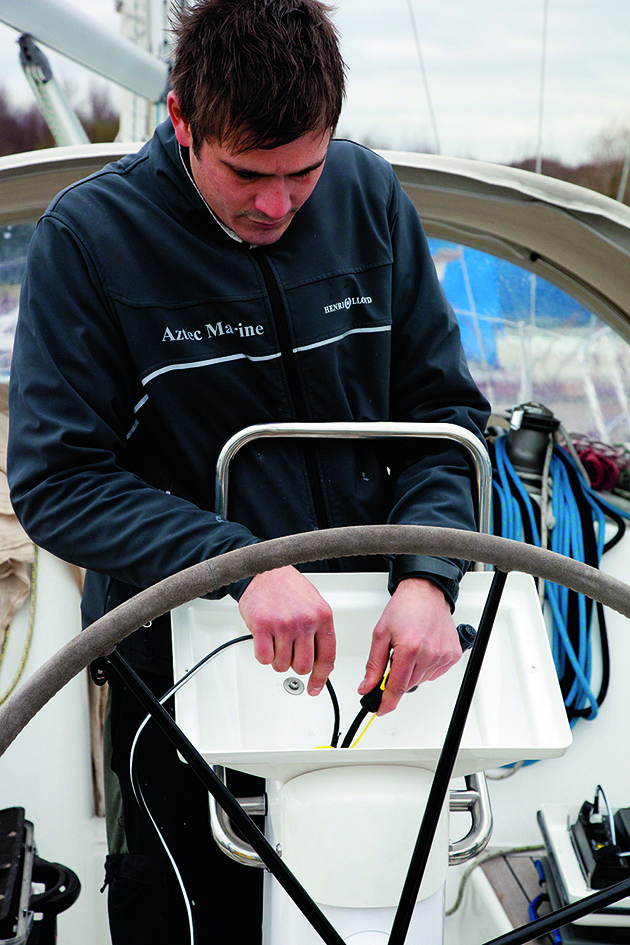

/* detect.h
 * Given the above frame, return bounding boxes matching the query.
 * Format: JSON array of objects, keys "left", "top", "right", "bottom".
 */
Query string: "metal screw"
[{"left": 283, "top": 677, "right": 305, "bottom": 695}]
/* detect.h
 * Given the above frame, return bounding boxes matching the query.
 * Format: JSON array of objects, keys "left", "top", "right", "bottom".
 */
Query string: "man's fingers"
[
  {"left": 375, "top": 647, "right": 415, "bottom": 714},
  {"left": 271, "top": 628, "right": 306, "bottom": 674},
  {"left": 238, "top": 566, "right": 336, "bottom": 688},
  {"left": 358, "top": 628, "right": 391, "bottom": 696},
  {"left": 252, "top": 629, "right": 275, "bottom": 667},
  {"left": 378, "top": 637, "right": 461, "bottom": 713},
  {"left": 307, "top": 628, "right": 336, "bottom": 695}
]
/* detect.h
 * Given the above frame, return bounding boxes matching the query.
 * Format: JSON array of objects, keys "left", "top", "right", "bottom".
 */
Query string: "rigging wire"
[
  {"left": 535, "top": 0, "right": 550, "bottom": 174},
  {"left": 406, "top": 0, "right": 441, "bottom": 154},
  {"left": 617, "top": 152, "right": 630, "bottom": 203}
]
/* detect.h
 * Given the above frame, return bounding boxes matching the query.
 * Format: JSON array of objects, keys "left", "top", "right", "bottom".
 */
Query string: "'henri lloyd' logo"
[
  {"left": 324, "top": 296, "right": 372, "bottom": 314},
  {"left": 162, "top": 321, "right": 265, "bottom": 341}
]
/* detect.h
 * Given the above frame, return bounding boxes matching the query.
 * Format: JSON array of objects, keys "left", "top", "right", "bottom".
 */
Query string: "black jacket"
[{"left": 8, "top": 121, "right": 489, "bottom": 672}]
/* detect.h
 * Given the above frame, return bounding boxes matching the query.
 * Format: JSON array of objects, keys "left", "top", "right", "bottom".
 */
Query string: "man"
[{"left": 8, "top": 0, "right": 489, "bottom": 941}]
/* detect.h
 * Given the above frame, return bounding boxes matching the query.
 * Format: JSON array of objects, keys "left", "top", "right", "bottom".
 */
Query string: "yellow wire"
[
  {"left": 350, "top": 712, "right": 377, "bottom": 748},
  {"left": 313, "top": 669, "right": 391, "bottom": 750},
  {"left": 0, "top": 545, "right": 38, "bottom": 706},
  {"left": 350, "top": 669, "right": 390, "bottom": 748}
]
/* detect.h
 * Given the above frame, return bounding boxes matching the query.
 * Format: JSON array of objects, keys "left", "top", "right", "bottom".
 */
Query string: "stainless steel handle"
[
  {"left": 209, "top": 421, "right": 492, "bottom": 867},
  {"left": 448, "top": 771, "right": 493, "bottom": 865},
  {"left": 208, "top": 766, "right": 267, "bottom": 868}
]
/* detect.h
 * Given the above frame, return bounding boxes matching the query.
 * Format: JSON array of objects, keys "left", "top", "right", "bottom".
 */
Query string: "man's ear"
[{"left": 167, "top": 91, "right": 193, "bottom": 148}]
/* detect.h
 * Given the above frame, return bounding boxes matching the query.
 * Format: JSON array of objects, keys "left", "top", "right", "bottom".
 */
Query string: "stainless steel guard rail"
[
  {"left": 209, "top": 421, "right": 493, "bottom": 868},
  {"left": 215, "top": 421, "right": 492, "bottom": 541}
]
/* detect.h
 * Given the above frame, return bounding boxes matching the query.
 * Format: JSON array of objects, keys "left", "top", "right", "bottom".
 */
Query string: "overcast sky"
[{"left": 1, "top": 0, "right": 629, "bottom": 165}]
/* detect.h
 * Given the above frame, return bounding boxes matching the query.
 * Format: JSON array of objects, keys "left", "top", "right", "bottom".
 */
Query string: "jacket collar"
[
  {"left": 176, "top": 141, "right": 246, "bottom": 245},
  {"left": 152, "top": 119, "right": 251, "bottom": 248}
]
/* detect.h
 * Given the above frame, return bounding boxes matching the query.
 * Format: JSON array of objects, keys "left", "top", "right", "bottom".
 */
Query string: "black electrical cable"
[
  {"left": 127, "top": 634, "right": 343, "bottom": 943},
  {"left": 338, "top": 624, "right": 478, "bottom": 750},
  {"left": 339, "top": 678, "right": 387, "bottom": 749},
  {"left": 131, "top": 634, "right": 341, "bottom": 768},
  {"left": 325, "top": 678, "right": 341, "bottom": 748},
  {"left": 109, "top": 649, "right": 347, "bottom": 945},
  {"left": 340, "top": 707, "right": 368, "bottom": 749},
  {"left": 128, "top": 634, "right": 254, "bottom": 945}
]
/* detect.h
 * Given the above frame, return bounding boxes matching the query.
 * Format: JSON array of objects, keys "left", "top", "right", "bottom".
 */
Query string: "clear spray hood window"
[
  {"left": 0, "top": 222, "right": 36, "bottom": 383},
  {"left": 429, "top": 236, "right": 630, "bottom": 445}
]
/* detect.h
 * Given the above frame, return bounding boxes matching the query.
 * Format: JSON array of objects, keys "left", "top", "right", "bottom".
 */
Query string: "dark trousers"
[{"left": 103, "top": 669, "right": 264, "bottom": 945}]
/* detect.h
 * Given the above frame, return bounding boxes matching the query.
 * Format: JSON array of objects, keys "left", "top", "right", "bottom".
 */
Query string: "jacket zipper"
[{"left": 255, "top": 252, "right": 334, "bottom": 545}]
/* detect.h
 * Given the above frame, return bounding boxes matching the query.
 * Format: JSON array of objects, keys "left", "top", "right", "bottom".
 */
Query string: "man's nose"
[{"left": 253, "top": 181, "right": 292, "bottom": 219}]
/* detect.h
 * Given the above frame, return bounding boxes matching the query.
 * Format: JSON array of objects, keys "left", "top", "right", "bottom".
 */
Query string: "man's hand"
[
  {"left": 238, "top": 566, "right": 336, "bottom": 696},
  {"left": 358, "top": 577, "right": 462, "bottom": 716}
]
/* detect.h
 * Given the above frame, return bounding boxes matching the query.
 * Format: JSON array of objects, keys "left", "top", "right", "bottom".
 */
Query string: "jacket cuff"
[
  {"left": 227, "top": 574, "right": 255, "bottom": 602},
  {"left": 388, "top": 554, "right": 467, "bottom": 611}
]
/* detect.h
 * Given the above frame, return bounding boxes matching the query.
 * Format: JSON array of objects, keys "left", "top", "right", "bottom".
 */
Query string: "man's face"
[{"left": 168, "top": 93, "right": 330, "bottom": 245}]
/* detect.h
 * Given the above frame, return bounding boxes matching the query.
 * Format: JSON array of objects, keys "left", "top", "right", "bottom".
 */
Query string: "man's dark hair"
[{"left": 169, "top": 0, "right": 346, "bottom": 155}]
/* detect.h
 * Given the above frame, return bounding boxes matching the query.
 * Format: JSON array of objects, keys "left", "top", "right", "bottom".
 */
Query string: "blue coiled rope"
[{"left": 491, "top": 434, "right": 630, "bottom": 726}]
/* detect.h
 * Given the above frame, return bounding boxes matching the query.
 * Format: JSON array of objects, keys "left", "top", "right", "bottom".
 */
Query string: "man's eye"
[{"left": 232, "top": 168, "right": 314, "bottom": 181}]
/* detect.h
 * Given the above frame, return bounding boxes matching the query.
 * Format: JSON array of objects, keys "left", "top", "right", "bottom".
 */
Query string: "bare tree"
[
  {"left": 588, "top": 122, "right": 630, "bottom": 202},
  {"left": 510, "top": 123, "right": 630, "bottom": 207},
  {"left": 0, "top": 83, "right": 119, "bottom": 156},
  {"left": 77, "top": 85, "right": 120, "bottom": 143},
  {"left": 0, "top": 86, "right": 53, "bottom": 156}
]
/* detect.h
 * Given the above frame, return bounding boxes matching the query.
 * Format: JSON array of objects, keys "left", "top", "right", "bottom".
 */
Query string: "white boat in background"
[{"left": 1, "top": 3, "right": 630, "bottom": 944}]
